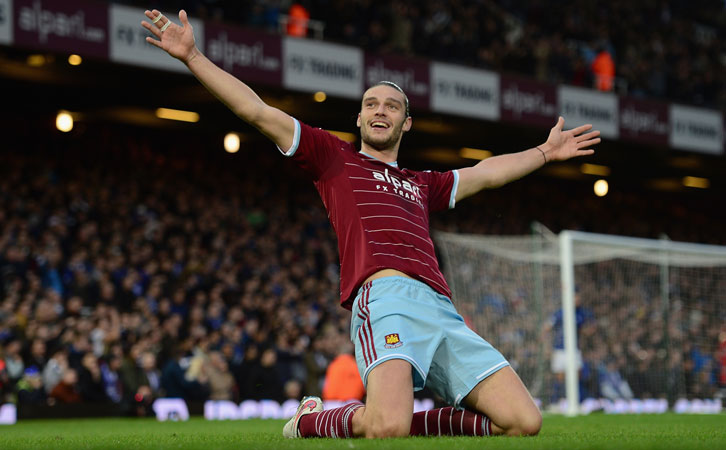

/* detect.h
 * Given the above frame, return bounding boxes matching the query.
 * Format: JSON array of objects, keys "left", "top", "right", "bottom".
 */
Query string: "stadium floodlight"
[
  {"left": 593, "top": 179, "right": 608, "bottom": 197},
  {"left": 313, "top": 91, "right": 327, "bottom": 102},
  {"left": 56, "top": 111, "right": 74, "bottom": 132},
  {"left": 68, "top": 54, "right": 83, "bottom": 66},
  {"left": 436, "top": 228, "right": 726, "bottom": 416},
  {"left": 224, "top": 132, "right": 241, "bottom": 153}
]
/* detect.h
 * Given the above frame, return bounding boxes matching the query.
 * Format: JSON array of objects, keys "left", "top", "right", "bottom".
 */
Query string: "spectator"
[
  {"left": 599, "top": 359, "right": 634, "bottom": 400},
  {"left": 591, "top": 46, "right": 615, "bottom": 91},
  {"left": 23, "top": 339, "right": 47, "bottom": 370},
  {"left": 242, "top": 348, "right": 284, "bottom": 402},
  {"left": 543, "top": 291, "right": 594, "bottom": 402},
  {"left": 101, "top": 355, "right": 124, "bottom": 404},
  {"left": 322, "top": 340, "right": 365, "bottom": 402},
  {"left": 0, "top": 359, "right": 8, "bottom": 402},
  {"left": 3, "top": 340, "right": 24, "bottom": 384},
  {"left": 160, "top": 346, "right": 209, "bottom": 401},
  {"left": 284, "top": 379, "right": 303, "bottom": 402},
  {"left": 141, "top": 352, "right": 162, "bottom": 397},
  {"left": 286, "top": 3, "right": 310, "bottom": 37},
  {"left": 206, "top": 351, "right": 235, "bottom": 401},
  {"left": 49, "top": 368, "right": 82, "bottom": 404},
  {"left": 131, "top": 351, "right": 163, "bottom": 399},
  {"left": 42, "top": 350, "right": 68, "bottom": 395},
  {"left": 235, "top": 344, "right": 259, "bottom": 400},
  {"left": 15, "top": 366, "right": 46, "bottom": 405},
  {"left": 77, "top": 352, "right": 108, "bottom": 402},
  {"left": 121, "top": 350, "right": 160, "bottom": 416},
  {"left": 718, "top": 326, "right": 726, "bottom": 389},
  {"left": 302, "top": 336, "right": 328, "bottom": 398}
]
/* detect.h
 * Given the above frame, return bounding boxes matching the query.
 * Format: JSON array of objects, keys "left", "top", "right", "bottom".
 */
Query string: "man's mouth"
[{"left": 370, "top": 121, "right": 390, "bottom": 129}]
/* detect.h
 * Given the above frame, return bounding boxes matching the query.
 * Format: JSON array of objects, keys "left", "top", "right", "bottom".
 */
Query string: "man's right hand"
[
  {"left": 141, "top": 10, "right": 199, "bottom": 65},
  {"left": 139, "top": 9, "right": 296, "bottom": 151}
]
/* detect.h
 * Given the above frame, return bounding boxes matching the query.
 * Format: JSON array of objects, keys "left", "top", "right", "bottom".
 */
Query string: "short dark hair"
[{"left": 371, "top": 81, "right": 410, "bottom": 117}]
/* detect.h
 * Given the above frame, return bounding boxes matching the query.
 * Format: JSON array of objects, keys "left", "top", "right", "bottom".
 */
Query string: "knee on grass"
[
  {"left": 504, "top": 411, "right": 542, "bottom": 437},
  {"left": 363, "top": 417, "right": 411, "bottom": 438}
]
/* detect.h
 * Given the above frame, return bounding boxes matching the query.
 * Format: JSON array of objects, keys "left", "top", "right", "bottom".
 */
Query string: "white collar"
[{"left": 359, "top": 151, "right": 398, "bottom": 167}]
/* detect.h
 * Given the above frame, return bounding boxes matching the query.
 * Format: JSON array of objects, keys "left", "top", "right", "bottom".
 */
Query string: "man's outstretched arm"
[
  {"left": 455, "top": 117, "right": 601, "bottom": 202},
  {"left": 141, "top": 10, "right": 295, "bottom": 150}
]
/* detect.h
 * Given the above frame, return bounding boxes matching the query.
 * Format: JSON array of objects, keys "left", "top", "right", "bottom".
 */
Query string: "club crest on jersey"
[
  {"left": 372, "top": 168, "right": 422, "bottom": 205},
  {"left": 384, "top": 333, "right": 403, "bottom": 349}
]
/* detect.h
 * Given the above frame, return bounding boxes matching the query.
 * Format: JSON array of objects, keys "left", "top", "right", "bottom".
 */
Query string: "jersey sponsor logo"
[
  {"left": 384, "top": 333, "right": 403, "bottom": 349},
  {"left": 371, "top": 168, "right": 422, "bottom": 205}
]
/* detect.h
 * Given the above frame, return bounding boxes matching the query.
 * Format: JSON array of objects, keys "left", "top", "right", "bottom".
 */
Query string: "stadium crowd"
[
  {"left": 124, "top": 0, "right": 726, "bottom": 109},
  {"left": 0, "top": 123, "right": 348, "bottom": 414},
  {"left": 0, "top": 118, "right": 724, "bottom": 414}
]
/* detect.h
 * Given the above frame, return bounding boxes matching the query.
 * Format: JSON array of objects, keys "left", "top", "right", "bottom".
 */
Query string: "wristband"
[{"left": 536, "top": 146, "right": 547, "bottom": 164}]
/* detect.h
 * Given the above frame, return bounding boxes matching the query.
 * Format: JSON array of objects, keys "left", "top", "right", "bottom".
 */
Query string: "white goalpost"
[{"left": 435, "top": 227, "right": 726, "bottom": 416}]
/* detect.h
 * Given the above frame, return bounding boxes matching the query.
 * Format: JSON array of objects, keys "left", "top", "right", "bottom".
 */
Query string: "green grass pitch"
[{"left": 1, "top": 414, "right": 725, "bottom": 449}]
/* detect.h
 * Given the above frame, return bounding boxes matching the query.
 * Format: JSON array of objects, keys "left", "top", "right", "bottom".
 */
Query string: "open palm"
[
  {"left": 141, "top": 10, "right": 197, "bottom": 64},
  {"left": 545, "top": 117, "right": 601, "bottom": 162}
]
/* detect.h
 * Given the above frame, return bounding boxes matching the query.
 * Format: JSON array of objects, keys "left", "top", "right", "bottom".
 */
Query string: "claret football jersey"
[{"left": 280, "top": 118, "right": 459, "bottom": 309}]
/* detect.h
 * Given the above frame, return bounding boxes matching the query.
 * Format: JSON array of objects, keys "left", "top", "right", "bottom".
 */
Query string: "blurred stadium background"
[{"left": 0, "top": 0, "right": 725, "bottom": 423}]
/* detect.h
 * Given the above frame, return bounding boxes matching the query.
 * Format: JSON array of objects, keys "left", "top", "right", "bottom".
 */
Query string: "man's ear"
[
  {"left": 402, "top": 116, "right": 412, "bottom": 132},
  {"left": 356, "top": 113, "right": 361, "bottom": 128}
]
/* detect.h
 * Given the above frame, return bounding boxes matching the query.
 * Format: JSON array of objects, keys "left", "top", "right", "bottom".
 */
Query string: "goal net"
[{"left": 435, "top": 227, "right": 726, "bottom": 415}]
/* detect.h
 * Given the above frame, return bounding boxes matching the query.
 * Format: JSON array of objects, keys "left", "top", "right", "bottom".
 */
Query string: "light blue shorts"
[{"left": 350, "top": 276, "right": 510, "bottom": 408}]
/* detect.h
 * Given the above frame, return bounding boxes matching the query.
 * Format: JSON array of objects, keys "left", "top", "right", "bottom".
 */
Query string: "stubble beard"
[{"left": 361, "top": 119, "right": 405, "bottom": 151}]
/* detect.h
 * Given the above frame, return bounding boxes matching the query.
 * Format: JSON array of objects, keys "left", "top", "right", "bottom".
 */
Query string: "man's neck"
[{"left": 359, "top": 143, "right": 399, "bottom": 164}]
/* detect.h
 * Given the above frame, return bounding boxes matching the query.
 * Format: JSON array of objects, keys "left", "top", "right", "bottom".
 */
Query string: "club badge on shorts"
[{"left": 384, "top": 333, "right": 403, "bottom": 349}]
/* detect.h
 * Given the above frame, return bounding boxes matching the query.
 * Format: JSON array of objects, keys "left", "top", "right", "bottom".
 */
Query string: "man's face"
[
  {"left": 141, "top": 353, "right": 156, "bottom": 370},
  {"left": 357, "top": 85, "right": 411, "bottom": 151}
]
